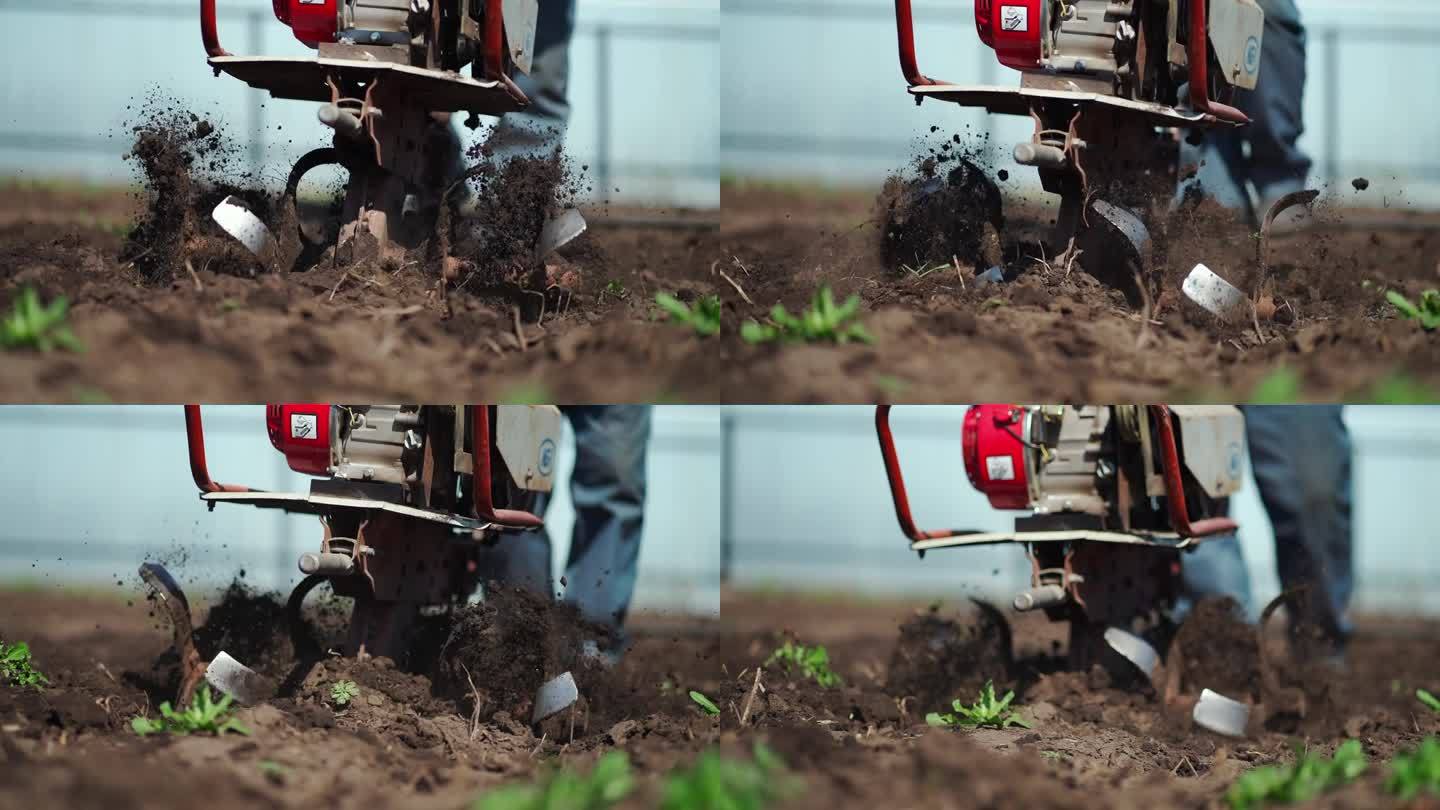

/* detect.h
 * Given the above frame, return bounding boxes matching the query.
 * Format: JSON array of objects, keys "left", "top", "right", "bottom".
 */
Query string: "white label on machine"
[
  {"left": 1001, "top": 6, "right": 1029, "bottom": 32},
  {"left": 290, "top": 413, "right": 317, "bottom": 440},
  {"left": 986, "top": 455, "right": 1016, "bottom": 481}
]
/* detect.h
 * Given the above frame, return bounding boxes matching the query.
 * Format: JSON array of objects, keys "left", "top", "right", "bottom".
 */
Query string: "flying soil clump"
[{"left": 878, "top": 132, "right": 1005, "bottom": 273}]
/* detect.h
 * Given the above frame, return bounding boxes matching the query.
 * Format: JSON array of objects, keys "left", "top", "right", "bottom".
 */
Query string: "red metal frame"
[
  {"left": 470, "top": 406, "right": 545, "bottom": 529},
  {"left": 184, "top": 405, "right": 251, "bottom": 493},
  {"left": 483, "top": 0, "right": 506, "bottom": 79},
  {"left": 1187, "top": 0, "right": 1250, "bottom": 124},
  {"left": 200, "top": 0, "right": 231, "bottom": 58},
  {"left": 875, "top": 405, "right": 979, "bottom": 543},
  {"left": 893, "top": 0, "right": 943, "bottom": 87},
  {"left": 1148, "top": 405, "right": 1239, "bottom": 538}
]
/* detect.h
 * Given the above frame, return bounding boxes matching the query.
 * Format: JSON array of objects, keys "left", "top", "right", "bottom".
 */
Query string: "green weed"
[
  {"left": 1, "top": 287, "right": 82, "bottom": 352},
  {"left": 1226, "top": 740, "right": 1367, "bottom": 810},
  {"left": 764, "top": 641, "right": 842, "bottom": 688},
  {"left": 1387, "top": 737, "right": 1440, "bottom": 801},
  {"left": 660, "top": 744, "right": 800, "bottom": 810},
  {"left": 1420, "top": 688, "right": 1440, "bottom": 714},
  {"left": 130, "top": 686, "right": 250, "bottom": 737},
  {"left": 689, "top": 690, "right": 720, "bottom": 716},
  {"left": 926, "top": 681, "right": 1032, "bottom": 730},
  {"left": 330, "top": 680, "right": 360, "bottom": 707},
  {"left": 474, "top": 751, "right": 634, "bottom": 810},
  {"left": 1387, "top": 289, "right": 1440, "bottom": 330},
  {"left": 0, "top": 640, "right": 48, "bottom": 690},
  {"left": 741, "top": 286, "right": 873, "bottom": 345},
  {"left": 656, "top": 293, "right": 722, "bottom": 337}
]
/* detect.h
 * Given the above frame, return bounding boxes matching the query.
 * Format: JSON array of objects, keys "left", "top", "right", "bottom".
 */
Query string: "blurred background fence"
[
  {"left": 721, "top": 0, "right": 1440, "bottom": 207},
  {"left": 720, "top": 406, "right": 1440, "bottom": 617},
  {"left": 0, "top": 0, "right": 718, "bottom": 208},
  {"left": 0, "top": 405, "right": 720, "bottom": 617}
]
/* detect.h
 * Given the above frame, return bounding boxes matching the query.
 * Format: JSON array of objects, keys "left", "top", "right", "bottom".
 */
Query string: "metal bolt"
[{"left": 370, "top": 31, "right": 381, "bottom": 43}]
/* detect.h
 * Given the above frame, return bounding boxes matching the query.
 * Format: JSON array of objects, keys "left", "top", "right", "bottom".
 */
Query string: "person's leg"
[
  {"left": 1243, "top": 0, "right": 1312, "bottom": 210},
  {"left": 486, "top": 0, "right": 577, "bottom": 160},
  {"left": 559, "top": 405, "right": 652, "bottom": 637},
  {"left": 1241, "top": 405, "right": 1354, "bottom": 651},
  {"left": 1180, "top": 131, "right": 1257, "bottom": 221},
  {"left": 1178, "top": 531, "right": 1256, "bottom": 622}
]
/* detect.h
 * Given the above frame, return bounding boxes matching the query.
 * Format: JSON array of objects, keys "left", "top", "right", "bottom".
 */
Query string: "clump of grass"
[
  {"left": 131, "top": 686, "right": 250, "bottom": 737},
  {"left": 741, "top": 285, "right": 873, "bottom": 345},
  {"left": 1, "top": 287, "right": 82, "bottom": 352},
  {"left": 474, "top": 751, "right": 634, "bottom": 810},
  {"left": 656, "top": 292, "right": 722, "bottom": 337},
  {"left": 602, "top": 280, "right": 629, "bottom": 301},
  {"left": 1250, "top": 367, "right": 1303, "bottom": 403},
  {"left": 764, "top": 641, "right": 842, "bottom": 688},
  {"left": 926, "top": 681, "right": 1032, "bottom": 730},
  {"left": 689, "top": 690, "right": 720, "bottom": 716},
  {"left": 1387, "top": 288, "right": 1440, "bottom": 330},
  {"left": 0, "top": 640, "right": 48, "bottom": 690},
  {"left": 1226, "top": 740, "right": 1366, "bottom": 810},
  {"left": 1387, "top": 737, "right": 1440, "bottom": 801},
  {"left": 660, "top": 744, "right": 800, "bottom": 810},
  {"left": 329, "top": 680, "right": 360, "bottom": 707}
]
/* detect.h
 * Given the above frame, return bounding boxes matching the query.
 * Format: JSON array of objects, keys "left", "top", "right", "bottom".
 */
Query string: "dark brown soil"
[
  {"left": 710, "top": 590, "right": 1440, "bottom": 810},
  {"left": 0, "top": 586, "right": 726, "bottom": 810}
]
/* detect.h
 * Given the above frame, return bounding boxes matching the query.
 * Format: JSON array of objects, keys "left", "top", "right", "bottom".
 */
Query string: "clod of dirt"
[
  {"left": 1168, "top": 597, "right": 1260, "bottom": 702},
  {"left": 432, "top": 585, "right": 596, "bottom": 723},
  {"left": 190, "top": 580, "right": 297, "bottom": 676},
  {"left": 878, "top": 156, "right": 1004, "bottom": 273},
  {"left": 1351, "top": 177, "right": 1370, "bottom": 191},
  {"left": 449, "top": 146, "right": 586, "bottom": 294},
  {"left": 118, "top": 97, "right": 273, "bottom": 283},
  {"left": 887, "top": 600, "right": 1013, "bottom": 712}
]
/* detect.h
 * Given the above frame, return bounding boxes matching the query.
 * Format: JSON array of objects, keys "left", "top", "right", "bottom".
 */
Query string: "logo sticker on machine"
[
  {"left": 538, "top": 438, "right": 556, "bottom": 477},
  {"left": 986, "top": 455, "right": 1016, "bottom": 481},
  {"left": 291, "top": 413, "right": 317, "bottom": 440},
  {"left": 1001, "top": 5, "right": 1029, "bottom": 32}
]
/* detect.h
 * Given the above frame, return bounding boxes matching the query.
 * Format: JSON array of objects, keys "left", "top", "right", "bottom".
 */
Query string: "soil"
[
  {"left": 3, "top": 109, "right": 1438, "bottom": 402},
  {"left": 0, "top": 585, "right": 727, "bottom": 810},
  {"left": 711, "top": 590, "right": 1440, "bottom": 810}
]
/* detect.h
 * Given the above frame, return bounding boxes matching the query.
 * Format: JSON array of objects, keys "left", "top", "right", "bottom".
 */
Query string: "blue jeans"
[
  {"left": 477, "top": 406, "right": 652, "bottom": 636},
  {"left": 1179, "top": 406, "right": 1354, "bottom": 647},
  {"left": 487, "top": 0, "right": 576, "bottom": 158},
  {"left": 1179, "top": 0, "right": 1311, "bottom": 223}
]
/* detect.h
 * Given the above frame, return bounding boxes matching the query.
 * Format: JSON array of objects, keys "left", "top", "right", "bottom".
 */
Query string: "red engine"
[
  {"left": 272, "top": 0, "right": 338, "bottom": 47},
  {"left": 961, "top": 404, "right": 1030, "bottom": 510},
  {"left": 266, "top": 404, "right": 335, "bottom": 476},
  {"left": 974, "top": 0, "right": 1042, "bottom": 71}
]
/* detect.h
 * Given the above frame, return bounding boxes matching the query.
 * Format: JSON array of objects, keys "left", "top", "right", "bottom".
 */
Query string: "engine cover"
[
  {"left": 975, "top": 0, "right": 1043, "bottom": 71},
  {"left": 274, "top": 0, "right": 339, "bottom": 47},
  {"left": 266, "top": 403, "right": 336, "bottom": 475},
  {"left": 962, "top": 404, "right": 1031, "bottom": 509}
]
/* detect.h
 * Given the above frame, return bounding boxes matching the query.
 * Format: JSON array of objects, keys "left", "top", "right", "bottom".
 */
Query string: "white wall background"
[
  {"left": 722, "top": 0, "right": 1440, "bottom": 208},
  {"left": 0, "top": 0, "right": 718, "bottom": 208},
  {"left": 721, "top": 406, "right": 1440, "bottom": 617},
  {"left": 0, "top": 405, "right": 719, "bottom": 617}
]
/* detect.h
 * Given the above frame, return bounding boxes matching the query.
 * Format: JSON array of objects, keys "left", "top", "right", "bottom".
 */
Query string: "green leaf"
[
  {"left": 1419, "top": 689, "right": 1440, "bottom": 713},
  {"left": 689, "top": 690, "right": 720, "bottom": 715},
  {"left": 655, "top": 292, "right": 693, "bottom": 320}
]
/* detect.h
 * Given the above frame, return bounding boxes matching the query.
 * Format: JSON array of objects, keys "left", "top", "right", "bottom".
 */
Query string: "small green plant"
[
  {"left": 1251, "top": 367, "right": 1303, "bottom": 404},
  {"left": 602, "top": 280, "right": 629, "bottom": 301},
  {"left": 0, "top": 640, "right": 48, "bottom": 690},
  {"left": 1225, "top": 740, "right": 1367, "bottom": 810},
  {"left": 474, "top": 751, "right": 634, "bottom": 810},
  {"left": 660, "top": 744, "right": 800, "bottom": 810},
  {"left": 1387, "top": 288, "right": 1440, "bottom": 330},
  {"left": 926, "top": 681, "right": 1032, "bottom": 730},
  {"left": 764, "top": 641, "right": 842, "bottom": 688},
  {"left": 740, "top": 285, "right": 873, "bottom": 345},
  {"left": 1387, "top": 737, "right": 1440, "bottom": 801},
  {"left": 689, "top": 690, "right": 720, "bottom": 716},
  {"left": 1, "top": 287, "right": 82, "bottom": 352},
  {"left": 656, "top": 292, "right": 722, "bottom": 337},
  {"left": 1419, "top": 688, "right": 1440, "bottom": 713},
  {"left": 130, "top": 686, "right": 250, "bottom": 737},
  {"left": 330, "top": 680, "right": 360, "bottom": 707}
]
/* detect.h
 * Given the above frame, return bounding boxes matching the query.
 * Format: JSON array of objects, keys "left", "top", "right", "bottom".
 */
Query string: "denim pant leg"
[
  {"left": 559, "top": 405, "right": 652, "bottom": 634},
  {"left": 487, "top": 0, "right": 577, "bottom": 159},
  {"left": 1241, "top": 405, "right": 1354, "bottom": 646},
  {"left": 1178, "top": 531, "right": 1256, "bottom": 622}
]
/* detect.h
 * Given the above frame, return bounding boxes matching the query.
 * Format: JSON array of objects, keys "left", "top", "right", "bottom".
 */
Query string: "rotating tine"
[{"left": 139, "top": 563, "right": 207, "bottom": 708}]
